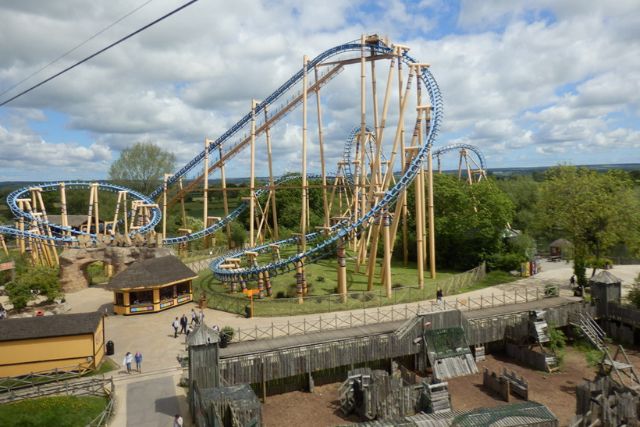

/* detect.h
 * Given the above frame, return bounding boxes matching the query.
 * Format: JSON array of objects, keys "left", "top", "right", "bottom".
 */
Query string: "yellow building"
[
  {"left": 108, "top": 255, "right": 197, "bottom": 315},
  {"left": 0, "top": 311, "right": 105, "bottom": 377}
]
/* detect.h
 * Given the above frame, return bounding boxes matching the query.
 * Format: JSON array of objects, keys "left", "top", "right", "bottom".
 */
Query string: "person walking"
[
  {"left": 172, "top": 317, "right": 180, "bottom": 338},
  {"left": 123, "top": 352, "right": 133, "bottom": 374},
  {"left": 199, "top": 309, "right": 205, "bottom": 324},
  {"left": 134, "top": 351, "right": 143, "bottom": 373},
  {"left": 570, "top": 275, "right": 576, "bottom": 287},
  {"left": 173, "top": 414, "right": 183, "bottom": 427},
  {"left": 436, "top": 288, "right": 443, "bottom": 304},
  {"left": 191, "top": 308, "right": 198, "bottom": 325},
  {"left": 180, "top": 314, "right": 188, "bottom": 335}
]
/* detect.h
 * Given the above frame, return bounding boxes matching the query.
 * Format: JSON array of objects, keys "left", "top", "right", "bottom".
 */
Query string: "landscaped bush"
[{"left": 486, "top": 252, "right": 525, "bottom": 272}]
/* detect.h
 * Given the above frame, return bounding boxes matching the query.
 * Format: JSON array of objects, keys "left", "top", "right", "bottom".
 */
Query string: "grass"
[
  {"left": 194, "top": 252, "right": 502, "bottom": 316},
  {"left": 571, "top": 334, "right": 605, "bottom": 367},
  {"left": 90, "top": 358, "right": 117, "bottom": 376},
  {"left": 0, "top": 396, "right": 107, "bottom": 427},
  {"left": 455, "top": 270, "right": 521, "bottom": 293}
]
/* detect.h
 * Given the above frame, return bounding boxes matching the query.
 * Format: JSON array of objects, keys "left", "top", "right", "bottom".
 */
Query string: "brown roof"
[
  {"left": 549, "top": 238, "right": 572, "bottom": 248},
  {"left": 107, "top": 255, "right": 197, "bottom": 290},
  {"left": 0, "top": 311, "right": 103, "bottom": 342}
]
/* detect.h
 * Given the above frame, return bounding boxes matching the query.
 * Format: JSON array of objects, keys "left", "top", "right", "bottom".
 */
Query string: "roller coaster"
[{"left": 0, "top": 35, "right": 487, "bottom": 300}]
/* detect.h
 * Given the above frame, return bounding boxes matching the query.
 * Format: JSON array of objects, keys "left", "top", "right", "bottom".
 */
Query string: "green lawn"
[
  {"left": 194, "top": 252, "right": 488, "bottom": 316},
  {"left": 0, "top": 396, "right": 107, "bottom": 427},
  {"left": 454, "top": 270, "right": 520, "bottom": 293}
]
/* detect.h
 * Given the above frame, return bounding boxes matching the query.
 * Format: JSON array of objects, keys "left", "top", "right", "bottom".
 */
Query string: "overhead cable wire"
[
  {"left": 0, "top": 0, "right": 199, "bottom": 108},
  {"left": 0, "top": 0, "right": 156, "bottom": 99}
]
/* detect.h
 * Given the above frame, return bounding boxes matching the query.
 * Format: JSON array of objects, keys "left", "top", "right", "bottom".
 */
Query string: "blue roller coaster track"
[
  {"left": 0, "top": 38, "right": 444, "bottom": 281},
  {"left": 432, "top": 143, "right": 486, "bottom": 170}
]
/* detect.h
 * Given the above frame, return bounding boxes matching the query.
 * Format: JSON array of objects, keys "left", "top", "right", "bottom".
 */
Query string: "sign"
[
  {"left": 177, "top": 295, "right": 191, "bottom": 303},
  {"left": 0, "top": 261, "right": 15, "bottom": 271},
  {"left": 130, "top": 305, "right": 153, "bottom": 313},
  {"left": 160, "top": 301, "right": 174, "bottom": 309}
]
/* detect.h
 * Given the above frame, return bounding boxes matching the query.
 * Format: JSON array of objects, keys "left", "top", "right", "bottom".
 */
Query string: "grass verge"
[{"left": 0, "top": 396, "right": 107, "bottom": 427}]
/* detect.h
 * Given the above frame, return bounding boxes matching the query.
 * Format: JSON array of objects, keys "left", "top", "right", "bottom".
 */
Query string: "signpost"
[{"left": 242, "top": 288, "right": 260, "bottom": 318}]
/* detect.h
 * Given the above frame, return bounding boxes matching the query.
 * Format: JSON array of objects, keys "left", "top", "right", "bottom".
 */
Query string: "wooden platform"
[
  {"left": 221, "top": 297, "right": 581, "bottom": 360},
  {"left": 220, "top": 320, "right": 407, "bottom": 358},
  {"left": 463, "top": 296, "right": 581, "bottom": 320}
]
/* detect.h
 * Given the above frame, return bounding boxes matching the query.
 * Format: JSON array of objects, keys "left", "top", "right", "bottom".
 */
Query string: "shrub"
[
  {"left": 586, "top": 257, "right": 613, "bottom": 269},
  {"left": 221, "top": 326, "right": 235, "bottom": 340},
  {"left": 486, "top": 252, "right": 525, "bottom": 272},
  {"left": 627, "top": 274, "right": 640, "bottom": 309},
  {"left": 5, "top": 281, "right": 32, "bottom": 310}
]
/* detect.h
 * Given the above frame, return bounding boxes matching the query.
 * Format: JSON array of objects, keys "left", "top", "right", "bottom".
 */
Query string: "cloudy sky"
[{"left": 0, "top": 0, "right": 638, "bottom": 183}]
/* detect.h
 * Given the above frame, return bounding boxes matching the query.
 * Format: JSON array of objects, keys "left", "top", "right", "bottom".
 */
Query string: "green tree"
[
  {"left": 404, "top": 175, "right": 515, "bottom": 270},
  {"left": 496, "top": 175, "right": 540, "bottom": 232},
  {"left": 6, "top": 265, "right": 60, "bottom": 310},
  {"left": 108, "top": 142, "right": 176, "bottom": 195},
  {"left": 627, "top": 274, "right": 640, "bottom": 309},
  {"left": 536, "top": 166, "right": 640, "bottom": 285}
]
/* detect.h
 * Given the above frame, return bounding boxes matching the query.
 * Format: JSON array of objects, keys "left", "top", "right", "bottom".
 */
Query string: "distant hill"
[{"left": 1, "top": 163, "right": 639, "bottom": 188}]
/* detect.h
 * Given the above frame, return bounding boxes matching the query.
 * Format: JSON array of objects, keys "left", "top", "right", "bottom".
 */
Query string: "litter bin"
[{"left": 106, "top": 340, "right": 114, "bottom": 356}]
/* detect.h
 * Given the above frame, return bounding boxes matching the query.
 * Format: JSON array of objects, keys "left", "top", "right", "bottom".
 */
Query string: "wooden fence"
[
  {"left": 0, "top": 363, "right": 93, "bottom": 394},
  {"left": 228, "top": 285, "right": 561, "bottom": 344},
  {"left": 206, "top": 264, "right": 487, "bottom": 317}
]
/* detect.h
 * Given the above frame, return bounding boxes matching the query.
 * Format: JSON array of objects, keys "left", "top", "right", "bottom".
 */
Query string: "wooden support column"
[
  {"left": 162, "top": 174, "right": 169, "bottom": 241},
  {"left": 414, "top": 127, "right": 425, "bottom": 289},
  {"left": 337, "top": 237, "right": 347, "bottom": 303},
  {"left": 263, "top": 106, "right": 279, "bottom": 240},
  {"left": 59, "top": 183, "right": 68, "bottom": 236},
  {"left": 398, "top": 51, "right": 409, "bottom": 267},
  {"left": 427, "top": 128, "right": 437, "bottom": 279},
  {"left": 0, "top": 235, "right": 7, "bottom": 256},
  {"left": 314, "top": 66, "right": 330, "bottom": 230},
  {"left": 382, "top": 207, "right": 393, "bottom": 297},
  {"left": 203, "top": 139, "right": 211, "bottom": 243},
  {"left": 250, "top": 100, "right": 258, "bottom": 248},
  {"left": 218, "top": 146, "right": 231, "bottom": 247},
  {"left": 35, "top": 189, "right": 58, "bottom": 265},
  {"left": 300, "top": 55, "right": 309, "bottom": 296},
  {"left": 93, "top": 184, "right": 100, "bottom": 240},
  {"left": 357, "top": 34, "right": 367, "bottom": 268}
]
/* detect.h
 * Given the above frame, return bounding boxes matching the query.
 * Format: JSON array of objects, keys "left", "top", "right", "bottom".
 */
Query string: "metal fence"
[
  {"left": 228, "top": 284, "right": 560, "bottom": 343},
  {"left": 207, "top": 263, "right": 487, "bottom": 317}
]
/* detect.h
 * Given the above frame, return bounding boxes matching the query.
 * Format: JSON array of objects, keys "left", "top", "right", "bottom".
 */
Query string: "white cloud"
[{"left": 0, "top": 0, "right": 638, "bottom": 183}]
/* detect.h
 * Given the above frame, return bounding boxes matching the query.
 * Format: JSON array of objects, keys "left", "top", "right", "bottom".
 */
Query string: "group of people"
[
  {"left": 122, "top": 351, "right": 143, "bottom": 374},
  {"left": 171, "top": 308, "right": 205, "bottom": 338}
]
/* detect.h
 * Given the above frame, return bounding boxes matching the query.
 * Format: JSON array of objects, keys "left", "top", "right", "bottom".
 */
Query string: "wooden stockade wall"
[
  {"left": 464, "top": 300, "right": 584, "bottom": 346},
  {"left": 573, "top": 376, "right": 640, "bottom": 427},
  {"left": 483, "top": 368, "right": 510, "bottom": 402},
  {"left": 219, "top": 310, "right": 462, "bottom": 386},
  {"left": 217, "top": 301, "right": 586, "bottom": 387},
  {"left": 505, "top": 343, "right": 549, "bottom": 372}
]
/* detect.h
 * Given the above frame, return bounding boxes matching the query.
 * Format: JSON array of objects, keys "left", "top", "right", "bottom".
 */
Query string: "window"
[
  {"left": 160, "top": 285, "right": 174, "bottom": 301},
  {"left": 131, "top": 290, "right": 153, "bottom": 304}
]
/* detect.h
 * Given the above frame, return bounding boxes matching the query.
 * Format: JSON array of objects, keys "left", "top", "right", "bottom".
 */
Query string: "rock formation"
[{"left": 59, "top": 246, "right": 173, "bottom": 293}]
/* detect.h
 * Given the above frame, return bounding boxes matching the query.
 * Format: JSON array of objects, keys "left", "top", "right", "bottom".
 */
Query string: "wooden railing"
[
  {"left": 228, "top": 285, "right": 560, "bottom": 343},
  {"left": 0, "top": 363, "right": 93, "bottom": 394}
]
